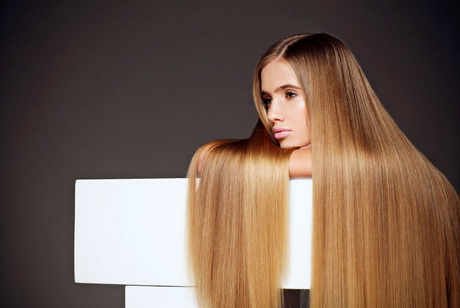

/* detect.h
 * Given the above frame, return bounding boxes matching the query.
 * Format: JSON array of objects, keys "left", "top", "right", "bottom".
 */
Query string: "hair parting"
[{"left": 188, "top": 33, "right": 460, "bottom": 307}]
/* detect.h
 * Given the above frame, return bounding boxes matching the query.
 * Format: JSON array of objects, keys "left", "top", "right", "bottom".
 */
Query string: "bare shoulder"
[{"left": 289, "top": 148, "right": 312, "bottom": 178}]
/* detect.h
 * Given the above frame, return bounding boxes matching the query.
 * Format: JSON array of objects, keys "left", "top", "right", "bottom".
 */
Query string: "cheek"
[
  {"left": 294, "top": 105, "right": 310, "bottom": 142},
  {"left": 294, "top": 104, "right": 308, "bottom": 126},
  {"left": 294, "top": 99, "right": 307, "bottom": 113}
]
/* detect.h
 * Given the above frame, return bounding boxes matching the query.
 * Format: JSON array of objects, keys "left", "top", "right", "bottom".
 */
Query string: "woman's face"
[{"left": 260, "top": 60, "right": 311, "bottom": 148}]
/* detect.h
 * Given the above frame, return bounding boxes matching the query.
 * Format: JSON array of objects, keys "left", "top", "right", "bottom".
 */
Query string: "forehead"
[{"left": 260, "top": 60, "right": 299, "bottom": 93}]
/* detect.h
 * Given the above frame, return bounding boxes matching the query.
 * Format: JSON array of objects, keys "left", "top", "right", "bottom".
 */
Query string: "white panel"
[
  {"left": 75, "top": 179, "right": 190, "bottom": 286},
  {"left": 126, "top": 286, "right": 198, "bottom": 308},
  {"left": 284, "top": 178, "right": 312, "bottom": 288},
  {"left": 74, "top": 178, "right": 312, "bottom": 288}
]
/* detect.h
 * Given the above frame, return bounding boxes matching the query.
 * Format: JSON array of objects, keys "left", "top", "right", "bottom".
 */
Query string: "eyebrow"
[{"left": 260, "top": 84, "right": 302, "bottom": 96}]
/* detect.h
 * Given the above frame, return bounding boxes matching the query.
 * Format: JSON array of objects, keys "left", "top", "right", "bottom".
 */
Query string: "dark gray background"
[{"left": 1, "top": 0, "right": 458, "bottom": 307}]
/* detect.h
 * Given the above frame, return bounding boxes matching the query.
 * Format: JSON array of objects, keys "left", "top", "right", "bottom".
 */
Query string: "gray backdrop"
[{"left": 1, "top": 0, "right": 458, "bottom": 307}]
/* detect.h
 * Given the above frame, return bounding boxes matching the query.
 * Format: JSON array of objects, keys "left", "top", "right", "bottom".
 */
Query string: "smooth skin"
[
  {"left": 260, "top": 59, "right": 312, "bottom": 177},
  {"left": 260, "top": 60, "right": 311, "bottom": 148}
]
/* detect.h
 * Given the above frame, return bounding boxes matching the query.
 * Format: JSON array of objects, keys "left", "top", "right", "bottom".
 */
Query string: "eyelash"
[
  {"left": 262, "top": 98, "right": 272, "bottom": 106},
  {"left": 262, "top": 91, "right": 297, "bottom": 107}
]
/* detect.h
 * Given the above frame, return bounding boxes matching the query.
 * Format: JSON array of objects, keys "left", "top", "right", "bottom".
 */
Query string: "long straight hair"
[
  {"left": 253, "top": 33, "right": 459, "bottom": 306},
  {"left": 188, "top": 33, "right": 459, "bottom": 307},
  {"left": 187, "top": 122, "right": 294, "bottom": 307}
]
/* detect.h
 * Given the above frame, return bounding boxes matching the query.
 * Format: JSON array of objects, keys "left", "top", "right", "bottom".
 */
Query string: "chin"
[
  {"left": 280, "top": 141, "right": 310, "bottom": 149},
  {"left": 280, "top": 142, "right": 298, "bottom": 148}
]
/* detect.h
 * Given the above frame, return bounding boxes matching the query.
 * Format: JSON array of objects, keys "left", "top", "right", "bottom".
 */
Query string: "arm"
[{"left": 289, "top": 148, "right": 312, "bottom": 178}]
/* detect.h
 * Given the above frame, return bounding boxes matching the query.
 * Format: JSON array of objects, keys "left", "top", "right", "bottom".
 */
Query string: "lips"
[{"left": 272, "top": 127, "right": 291, "bottom": 139}]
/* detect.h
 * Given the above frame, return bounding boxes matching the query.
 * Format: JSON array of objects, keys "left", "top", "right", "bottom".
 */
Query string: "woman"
[{"left": 187, "top": 33, "right": 459, "bottom": 307}]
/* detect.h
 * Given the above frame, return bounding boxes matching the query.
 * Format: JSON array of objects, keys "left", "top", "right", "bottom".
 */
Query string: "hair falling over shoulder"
[
  {"left": 188, "top": 33, "right": 460, "bottom": 307},
  {"left": 187, "top": 121, "right": 294, "bottom": 308}
]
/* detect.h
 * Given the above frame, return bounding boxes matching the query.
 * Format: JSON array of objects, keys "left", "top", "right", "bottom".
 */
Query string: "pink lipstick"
[{"left": 272, "top": 127, "right": 291, "bottom": 139}]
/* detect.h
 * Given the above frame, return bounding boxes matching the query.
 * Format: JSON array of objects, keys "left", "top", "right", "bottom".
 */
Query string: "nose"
[{"left": 267, "top": 99, "right": 284, "bottom": 123}]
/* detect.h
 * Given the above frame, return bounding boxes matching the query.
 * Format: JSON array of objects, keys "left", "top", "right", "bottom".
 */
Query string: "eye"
[
  {"left": 262, "top": 97, "right": 272, "bottom": 107},
  {"left": 285, "top": 91, "right": 297, "bottom": 99}
]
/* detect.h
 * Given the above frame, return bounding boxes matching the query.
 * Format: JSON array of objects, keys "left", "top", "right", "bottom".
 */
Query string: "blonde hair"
[
  {"left": 188, "top": 33, "right": 460, "bottom": 307},
  {"left": 188, "top": 122, "right": 294, "bottom": 307}
]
